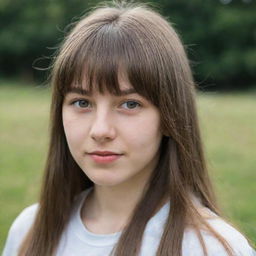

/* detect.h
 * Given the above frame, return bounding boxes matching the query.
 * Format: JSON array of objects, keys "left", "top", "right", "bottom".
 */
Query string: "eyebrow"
[{"left": 66, "top": 87, "right": 137, "bottom": 96}]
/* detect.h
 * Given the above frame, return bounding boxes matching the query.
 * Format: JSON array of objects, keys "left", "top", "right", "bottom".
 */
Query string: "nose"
[{"left": 89, "top": 109, "right": 116, "bottom": 143}]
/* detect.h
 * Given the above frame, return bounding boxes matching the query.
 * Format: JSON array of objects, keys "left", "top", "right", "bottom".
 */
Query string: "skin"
[{"left": 62, "top": 78, "right": 163, "bottom": 234}]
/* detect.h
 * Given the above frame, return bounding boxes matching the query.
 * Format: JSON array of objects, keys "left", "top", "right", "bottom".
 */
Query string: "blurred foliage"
[{"left": 0, "top": 0, "right": 255, "bottom": 90}]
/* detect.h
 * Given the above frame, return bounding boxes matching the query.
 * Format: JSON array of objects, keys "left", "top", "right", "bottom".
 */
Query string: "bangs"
[{"left": 54, "top": 18, "right": 161, "bottom": 105}]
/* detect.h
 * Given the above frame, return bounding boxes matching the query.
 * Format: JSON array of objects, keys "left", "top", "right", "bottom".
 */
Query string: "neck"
[
  {"left": 90, "top": 179, "right": 150, "bottom": 220},
  {"left": 94, "top": 185, "right": 145, "bottom": 218},
  {"left": 81, "top": 167, "right": 154, "bottom": 232}
]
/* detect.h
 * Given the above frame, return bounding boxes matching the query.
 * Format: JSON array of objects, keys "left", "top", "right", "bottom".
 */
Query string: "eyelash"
[{"left": 70, "top": 99, "right": 142, "bottom": 111}]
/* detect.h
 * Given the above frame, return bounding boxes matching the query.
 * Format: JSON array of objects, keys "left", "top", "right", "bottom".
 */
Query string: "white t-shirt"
[{"left": 2, "top": 188, "right": 255, "bottom": 256}]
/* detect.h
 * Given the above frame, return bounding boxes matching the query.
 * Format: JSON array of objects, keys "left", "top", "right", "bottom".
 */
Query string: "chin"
[
  {"left": 90, "top": 178, "right": 125, "bottom": 187},
  {"left": 85, "top": 171, "right": 127, "bottom": 187}
]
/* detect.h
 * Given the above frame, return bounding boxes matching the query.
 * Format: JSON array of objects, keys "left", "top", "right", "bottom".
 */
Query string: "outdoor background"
[{"left": 0, "top": 0, "right": 255, "bottom": 251}]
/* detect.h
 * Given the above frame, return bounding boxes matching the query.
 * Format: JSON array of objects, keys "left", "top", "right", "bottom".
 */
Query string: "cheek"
[
  {"left": 123, "top": 114, "right": 162, "bottom": 150},
  {"left": 62, "top": 114, "right": 86, "bottom": 148}
]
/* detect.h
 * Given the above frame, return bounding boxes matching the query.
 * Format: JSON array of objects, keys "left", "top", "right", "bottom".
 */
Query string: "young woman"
[{"left": 2, "top": 1, "right": 255, "bottom": 256}]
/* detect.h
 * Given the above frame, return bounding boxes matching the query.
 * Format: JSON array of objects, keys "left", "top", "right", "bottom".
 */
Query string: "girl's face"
[{"left": 62, "top": 78, "right": 162, "bottom": 188}]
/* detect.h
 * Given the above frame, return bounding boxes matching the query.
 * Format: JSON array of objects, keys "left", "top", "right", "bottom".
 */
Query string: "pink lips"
[
  {"left": 88, "top": 151, "right": 123, "bottom": 164},
  {"left": 90, "top": 154, "right": 121, "bottom": 163}
]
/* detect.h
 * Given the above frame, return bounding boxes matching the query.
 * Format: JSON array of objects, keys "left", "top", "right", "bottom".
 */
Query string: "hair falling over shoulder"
[{"left": 19, "top": 1, "right": 236, "bottom": 255}]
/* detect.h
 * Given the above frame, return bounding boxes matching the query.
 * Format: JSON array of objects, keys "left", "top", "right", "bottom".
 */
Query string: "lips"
[
  {"left": 89, "top": 151, "right": 122, "bottom": 156},
  {"left": 87, "top": 151, "right": 123, "bottom": 164}
]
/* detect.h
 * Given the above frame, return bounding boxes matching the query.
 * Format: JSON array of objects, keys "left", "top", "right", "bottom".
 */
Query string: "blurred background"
[
  {"left": 0, "top": 0, "right": 255, "bottom": 251},
  {"left": 1, "top": 0, "right": 256, "bottom": 89}
]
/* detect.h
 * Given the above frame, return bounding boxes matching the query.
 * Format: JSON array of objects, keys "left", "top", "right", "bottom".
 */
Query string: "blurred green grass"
[{"left": 0, "top": 83, "right": 255, "bottom": 250}]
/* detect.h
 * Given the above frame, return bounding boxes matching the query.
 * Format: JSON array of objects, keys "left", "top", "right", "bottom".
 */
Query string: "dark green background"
[{"left": 0, "top": 0, "right": 255, "bottom": 90}]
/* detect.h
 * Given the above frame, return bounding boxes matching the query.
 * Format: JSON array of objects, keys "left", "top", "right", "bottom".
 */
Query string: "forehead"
[
  {"left": 65, "top": 71, "right": 137, "bottom": 96},
  {"left": 58, "top": 53, "right": 155, "bottom": 104},
  {"left": 67, "top": 86, "right": 137, "bottom": 97}
]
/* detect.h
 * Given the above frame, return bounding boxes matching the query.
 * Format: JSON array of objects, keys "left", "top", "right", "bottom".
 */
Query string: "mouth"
[
  {"left": 88, "top": 153, "right": 122, "bottom": 163},
  {"left": 89, "top": 151, "right": 122, "bottom": 156}
]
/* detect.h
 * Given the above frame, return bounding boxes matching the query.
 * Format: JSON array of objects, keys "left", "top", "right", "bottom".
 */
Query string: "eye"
[
  {"left": 73, "top": 99, "right": 91, "bottom": 108},
  {"left": 70, "top": 99, "right": 141, "bottom": 110},
  {"left": 121, "top": 100, "right": 141, "bottom": 109}
]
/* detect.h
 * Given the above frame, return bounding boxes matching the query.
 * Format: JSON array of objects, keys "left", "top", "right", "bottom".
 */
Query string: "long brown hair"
[{"left": 19, "top": 1, "right": 235, "bottom": 255}]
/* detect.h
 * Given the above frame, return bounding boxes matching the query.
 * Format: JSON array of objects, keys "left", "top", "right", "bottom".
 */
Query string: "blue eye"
[
  {"left": 122, "top": 101, "right": 141, "bottom": 109},
  {"left": 73, "top": 99, "right": 90, "bottom": 108},
  {"left": 71, "top": 99, "right": 140, "bottom": 110}
]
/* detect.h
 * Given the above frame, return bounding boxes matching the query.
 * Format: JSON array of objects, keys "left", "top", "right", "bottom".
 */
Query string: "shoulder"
[
  {"left": 9, "top": 203, "right": 38, "bottom": 236},
  {"left": 2, "top": 203, "right": 39, "bottom": 256},
  {"left": 183, "top": 210, "right": 255, "bottom": 256},
  {"left": 207, "top": 217, "right": 254, "bottom": 255}
]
